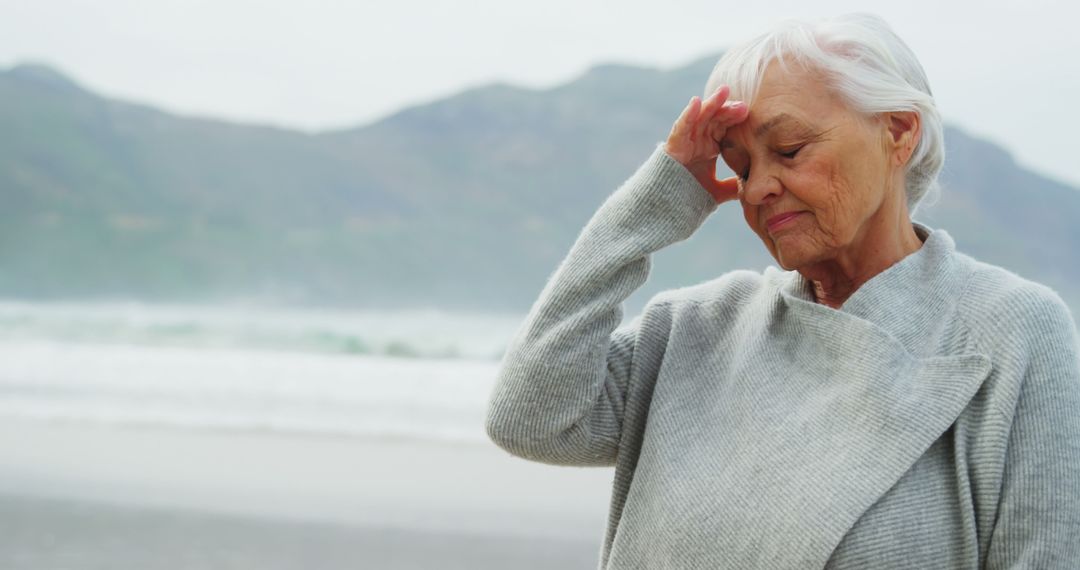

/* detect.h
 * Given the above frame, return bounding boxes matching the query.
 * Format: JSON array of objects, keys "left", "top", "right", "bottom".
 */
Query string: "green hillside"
[{"left": 1, "top": 57, "right": 1077, "bottom": 316}]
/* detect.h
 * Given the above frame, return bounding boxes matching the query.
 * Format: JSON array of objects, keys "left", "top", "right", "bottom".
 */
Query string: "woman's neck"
[{"left": 800, "top": 217, "right": 925, "bottom": 310}]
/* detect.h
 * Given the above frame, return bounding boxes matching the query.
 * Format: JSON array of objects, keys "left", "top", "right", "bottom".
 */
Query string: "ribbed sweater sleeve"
[
  {"left": 985, "top": 286, "right": 1080, "bottom": 568},
  {"left": 484, "top": 142, "right": 719, "bottom": 466}
]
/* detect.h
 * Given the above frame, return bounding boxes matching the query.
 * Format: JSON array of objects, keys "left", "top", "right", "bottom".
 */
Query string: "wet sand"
[
  {"left": 0, "top": 418, "right": 613, "bottom": 569},
  {"left": 0, "top": 492, "right": 601, "bottom": 569}
]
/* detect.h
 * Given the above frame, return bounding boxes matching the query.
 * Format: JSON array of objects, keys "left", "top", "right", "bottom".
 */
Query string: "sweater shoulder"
[{"left": 956, "top": 253, "right": 1078, "bottom": 354}]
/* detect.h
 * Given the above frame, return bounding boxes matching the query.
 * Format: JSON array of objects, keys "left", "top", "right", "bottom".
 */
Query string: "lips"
[{"left": 765, "top": 211, "right": 804, "bottom": 232}]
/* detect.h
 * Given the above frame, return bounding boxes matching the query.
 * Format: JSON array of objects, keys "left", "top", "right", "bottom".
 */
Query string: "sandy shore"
[
  {"left": 0, "top": 492, "right": 601, "bottom": 569},
  {"left": 0, "top": 418, "right": 614, "bottom": 568}
]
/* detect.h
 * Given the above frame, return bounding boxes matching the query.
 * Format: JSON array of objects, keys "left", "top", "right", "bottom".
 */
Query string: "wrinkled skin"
[{"left": 664, "top": 61, "right": 924, "bottom": 308}]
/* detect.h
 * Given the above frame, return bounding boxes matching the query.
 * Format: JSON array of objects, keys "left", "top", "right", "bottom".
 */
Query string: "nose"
[{"left": 740, "top": 166, "right": 783, "bottom": 207}]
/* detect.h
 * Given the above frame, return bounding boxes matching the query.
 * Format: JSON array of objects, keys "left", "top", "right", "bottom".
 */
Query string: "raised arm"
[{"left": 483, "top": 86, "right": 748, "bottom": 467}]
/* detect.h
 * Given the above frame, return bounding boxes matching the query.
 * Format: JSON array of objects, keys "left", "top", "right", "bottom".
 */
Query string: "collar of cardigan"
[
  {"left": 766, "top": 220, "right": 970, "bottom": 358},
  {"left": 749, "top": 222, "right": 992, "bottom": 567}
]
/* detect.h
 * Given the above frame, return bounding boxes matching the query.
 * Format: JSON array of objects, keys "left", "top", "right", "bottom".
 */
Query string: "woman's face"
[{"left": 718, "top": 61, "right": 899, "bottom": 271}]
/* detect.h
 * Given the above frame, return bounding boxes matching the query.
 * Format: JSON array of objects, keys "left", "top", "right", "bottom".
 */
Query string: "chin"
[
  {"left": 770, "top": 238, "right": 819, "bottom": 271},
  {"left": 754, "top": 226, "right": 821, "bottom": 271},
  {"left": 774, "top": 253, "right": 801, "bottom": 271}
]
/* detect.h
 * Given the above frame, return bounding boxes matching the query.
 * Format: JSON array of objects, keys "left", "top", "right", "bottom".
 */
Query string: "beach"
[{"left": 0, "top": 417, "right": 613, "bottom": 569}]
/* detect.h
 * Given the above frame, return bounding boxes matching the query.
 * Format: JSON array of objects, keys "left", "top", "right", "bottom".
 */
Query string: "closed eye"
[{"left": 778, "top": 145, "right": 803, "bottom": 159}]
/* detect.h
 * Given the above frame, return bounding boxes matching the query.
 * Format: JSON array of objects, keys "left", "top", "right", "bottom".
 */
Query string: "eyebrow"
[
  {"left": 720, "top": 112, "right": 808, "bottom": 151},
  {"left": 754, "top": 113, "right": 802, "bottom": 138}
]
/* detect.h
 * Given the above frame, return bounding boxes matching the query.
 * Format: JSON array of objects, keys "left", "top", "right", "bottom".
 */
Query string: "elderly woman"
[{"left": 484, "top": 13, "right": 1080, "bottom": 569}]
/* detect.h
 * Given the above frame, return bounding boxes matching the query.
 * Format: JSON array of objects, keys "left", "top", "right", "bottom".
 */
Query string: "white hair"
[{"left": 704, "top": 13, "right": 943, "bottom": 216}]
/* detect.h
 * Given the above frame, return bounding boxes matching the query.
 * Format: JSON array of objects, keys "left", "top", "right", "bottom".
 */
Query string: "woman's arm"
[
  {"left": 484, "top": 86, "right": 747, "bottom": 467},
  {"left": 483, "top": 142, "right": 717, "bottom": 467},
  {"left": 986, "top": 287, "right": 1080, "bottom": 567}
]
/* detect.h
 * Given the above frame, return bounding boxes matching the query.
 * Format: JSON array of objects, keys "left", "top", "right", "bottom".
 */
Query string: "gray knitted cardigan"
[{"left": 484, "top": 142, "right": 1080, "bottom": 569}]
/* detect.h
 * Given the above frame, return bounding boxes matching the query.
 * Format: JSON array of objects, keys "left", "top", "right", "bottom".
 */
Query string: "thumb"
[{"left": 704, "top": 175, "right": 740, "bottom": 204}]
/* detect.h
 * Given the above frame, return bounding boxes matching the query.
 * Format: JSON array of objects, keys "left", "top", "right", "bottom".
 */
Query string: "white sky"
[{"left": 3, "top": 0, "right": 1079, "bottom": 186}]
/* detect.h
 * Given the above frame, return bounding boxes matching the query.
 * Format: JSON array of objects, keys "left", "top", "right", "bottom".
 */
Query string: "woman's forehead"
[
  {"left": 720, "top": 112, "right": 810, "bottom": 150},
  {"left": 724, "top": 70, "right": 846, "bottom": 144}
]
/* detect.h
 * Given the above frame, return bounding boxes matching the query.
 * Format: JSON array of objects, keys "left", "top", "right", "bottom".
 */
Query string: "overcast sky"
[{"left": 3, "top": 0, "right": 1079, "bottom": 186}]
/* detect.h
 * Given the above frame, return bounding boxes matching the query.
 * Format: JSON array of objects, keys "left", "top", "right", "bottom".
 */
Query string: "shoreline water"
[{"left": 0, "top": 338, "right": 501, "bottom": 444}]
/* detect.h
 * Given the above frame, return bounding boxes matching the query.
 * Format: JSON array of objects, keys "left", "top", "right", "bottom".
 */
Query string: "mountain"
[{"left": 1, "top": 57, "right": 1077, "bottom": 316}]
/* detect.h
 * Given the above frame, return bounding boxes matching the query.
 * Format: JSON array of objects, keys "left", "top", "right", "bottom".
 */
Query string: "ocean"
[
  {"left": 0, "top": 300, "right": 621, "bottom": 569},
  {"left": 0, "top": 300, "right": 526, "bottom": 444}
]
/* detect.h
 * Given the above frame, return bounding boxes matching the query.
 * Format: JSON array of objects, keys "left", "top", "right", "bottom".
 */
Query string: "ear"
[{"left": 885, "top": 111, "right": 920, "bottom": 167}]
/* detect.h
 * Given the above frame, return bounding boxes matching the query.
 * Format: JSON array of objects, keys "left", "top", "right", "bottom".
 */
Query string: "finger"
[
  {"left": 668, "top": 96, "right": 696, "bottom": 145},
  {"left": 720, "top": 100, "right": 749, "bottom": 122},
  {"left": 677, "top": 95, "right": 696, "bottom": 121},
  {"left": 698, "top": 86, "right": 733, "bottom": 124},
  {"left": 686, "top": 97, "right": 701, "bottom": 132},
  {"left": 701, "top": 85, "right": 730, "bottom": 115},
  {"left": 713, "top": 101, "right": 749, "bottom": 130},
  {"left": 709, "top": 100, "right": 749, "bottom": 130},
  {"left": 693, "top": 87, "right": 730, "bottom": 141},
  {"left": 698, "top": 99, "right": 745, "bottom": 148},
  {"left": 704, "top": 101, "right": 750, "bottom": 144}
]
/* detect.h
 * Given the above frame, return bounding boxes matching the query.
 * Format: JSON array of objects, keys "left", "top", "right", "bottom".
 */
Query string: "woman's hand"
[{"left": 664, "top": 85, "right": 749, "bottom": 204}]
